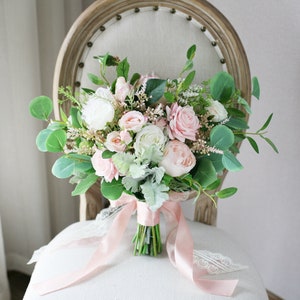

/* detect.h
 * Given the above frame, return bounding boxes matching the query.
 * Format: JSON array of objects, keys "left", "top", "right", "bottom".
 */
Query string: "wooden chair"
[{"left": 24, "top": 1, "right": 268, "bottom": 299}]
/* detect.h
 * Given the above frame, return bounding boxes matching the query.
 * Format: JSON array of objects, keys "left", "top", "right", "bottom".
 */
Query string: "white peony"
[
  {"left": 206, "top": 99, "right": 228, "bottom": 122},
  {"left": 82, "top": 87, "right": 115, "bottom": 130},
  {"left": 133, "top": 125, "right": 166, "bottom": 160}
]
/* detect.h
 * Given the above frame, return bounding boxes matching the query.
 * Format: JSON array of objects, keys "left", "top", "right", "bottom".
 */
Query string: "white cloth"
[
  {"left": 0, "top": 216, "right": 10, "bottom": 300},
  {"left": 24, "top": 217, "right": 268, "bottom": 300}
]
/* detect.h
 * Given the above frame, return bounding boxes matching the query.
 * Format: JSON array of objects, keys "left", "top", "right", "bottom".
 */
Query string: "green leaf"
[
  {"left": 71, "top": 173, "right": 98, "bottom": 196},
  {"left": 261, "top": 136, "right": 279, "bottom": 153},
  {"left": 222, "top": 151, "right": 243, "bottom": 171},
  {"left": 130, "top": 73, "right": 141, "bottom": 85},
  {"left": 238, "top": 97, "right": 252, "bottom": 114},
  {"left": 205, "top": 178, "right": 221, "bottom": 191},
  {"left": 247, "top": 136, "right": 259, "bottom": 153},
  {"left": 29, "top": 96, "right": 53, "bottom": 120},
  {"left": 227, "top": 108, "right": 246, "bottom": 118},
  {"left": 257, "top": 113, "right": 273, "bottom": 132},
  {"left": 226, "top": 117, "right": 249, "bottom": 130},
  {"left": 81, "top": 88, "right": 95, "bottom": 95},
  {"left": 101, "top": 178, "right": 125, "bottom": 200},
  {"left": 187, "top": 44, "right": 196, "bottom": 60},
  {"left": 45, "top": 129, "right": 67, "bottom": 152},
  {"left": 181, "top": 70, "right": 195, "bottom": 91},
  {"left": 94, "top": 54, "right": 119, "bottom": 66},
  {"left": 216, "top": 187, "right": 238, "bottom": 198},
  {"left": 52, "top": 156, "right": 75, "bottom": 178},
  {"left": 70, "top": 107, "right": 82, "bottom": 128},
  {"left": 59, "top": 107, "right": 68, "bottom": 123},
  {"left": 210, "top": 125, "right": 234, "bottom": 150},
  {"left": 181, "top": 60, "right": 193, "bottom": 74},
  {"left": 145, "top": 79, "right": 167, "bottom": 104},
  {"left": 36, "top": 129, "right": 52, "bottom": 152},
  {"left": 252, "top": 76, "right": 260, "bottom": 99},
  {"left": 206, "top": 153, "right": 224, "bottom": 173},
  {"left": 116, "top": 58, "right": 130, "bottom": 81},
  {"left": 102, "top": 150, "right": 115, "bottom": 159},
  {"left": 87, "top": 73, "right": 105, "bottom": 85},
  {"left": 193, "top": 158, "right": 217, "bottom": 187},
  {"left": 164, "top": 91, "right": 175, "bottom": 103},
  {"left": 210, "top": 72, "right": 235, "bottom": 102}
]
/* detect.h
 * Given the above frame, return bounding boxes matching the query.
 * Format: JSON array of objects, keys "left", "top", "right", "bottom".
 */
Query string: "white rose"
[
  {"left": 82, "top": 87, "right": 115, "bottom": 130},
  {"left": 206, "top": 99, "right": 228, "bottom": 122},
  {"left": 133, "top": 125, "right": 166, "bottom": 156}
]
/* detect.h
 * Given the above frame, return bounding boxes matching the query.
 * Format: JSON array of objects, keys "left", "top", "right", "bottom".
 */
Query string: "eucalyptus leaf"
[
  {"left": 257, "top": 113, "right": 273, "bottom": 132},
  {"left": 193, "top": 158, "right": 217, "bottom": 187},
  {"left": 222, "top": 151, "right": 243, "bottom": 171},
  {"left": 252, "top": 77, "right": 260, "bottom": 99},
  {"left": 210, "top": 125, "right": 234, "bottom": 150},
  {"left": 145, "top": 79, "right": 167, "bottom": 104},
  {"left": 206, "top": 153, "right": 224, "bottom": 173},
  {"left": 101, "top": 178, "right": 125, "bottom": 200},
  {"left": 205, "top": 178, "right": 221, "bottom": 191},
  {"left": 45, "top": 129, "right": 67, "bottom": 152},
  {"left": 216, "top": 187, "right": 238, "bottom": 198},
  {"left": 227, "top": 107, "right": 245, "bottom": 118},
  {"left": 72, "top": 173, "right": 98, "bottom": 196},
  {"left": 52, "top": 156, "right": 75, "bottom": 178},
  {"left": 261, "top": 136, "right": 279, "bottom": 153},
  {"left": 29, "top": 96, "right": 53, "bottom": 120},
  {"left": 247, "top": 136, "right": 259, "bottom": 153},
  {"left": 238, "top": 97, "right": 252, "bottom": 114},
  {"left": 210, "top": 72, "right": 235, "bottom": 102},
  {"left": 226, "top": 117, "right": 249, "bottom": 130},
  {"left": 36, "top": 129, "right": 52, "bottom": 152}
]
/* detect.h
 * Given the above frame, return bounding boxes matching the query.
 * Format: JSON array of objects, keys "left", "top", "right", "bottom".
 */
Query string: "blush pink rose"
[
  {"left": 166, "top": 102, "right": 200, "bottom": 142},
  {"left": 159, "top": 140, "right": 196, "bottom": 177},
  {"left": 91, "top": 149, "right": 119, "bottom": 182},
  {"left": 115, "top": 77, "right": 132, "bottom": 103},
  {"left": 104, "top": 131, "right": 132, "bottom": 152},
  {"left": 118, "top": 111, "right": 147, "bottom": 132}
]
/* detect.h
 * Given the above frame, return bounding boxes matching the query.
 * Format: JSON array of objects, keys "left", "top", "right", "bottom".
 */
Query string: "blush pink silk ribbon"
[{"left": 33, "top": 195, "right": 238, "bottom": 296}]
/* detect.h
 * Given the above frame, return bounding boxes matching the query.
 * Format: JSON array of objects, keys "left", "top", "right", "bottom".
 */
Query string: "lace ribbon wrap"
[{"left": 28, "top": 194, "right": 246, "bottom": 297}]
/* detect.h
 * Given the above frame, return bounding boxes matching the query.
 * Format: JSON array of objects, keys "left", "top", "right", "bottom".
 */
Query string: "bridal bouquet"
[{"left": 29, "top": 45, "right": 277, "bottom": 256}]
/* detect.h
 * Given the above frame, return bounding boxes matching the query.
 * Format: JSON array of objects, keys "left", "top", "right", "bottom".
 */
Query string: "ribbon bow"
[{"left": 33, "top": 194, "right": 238, "bottom": 296}]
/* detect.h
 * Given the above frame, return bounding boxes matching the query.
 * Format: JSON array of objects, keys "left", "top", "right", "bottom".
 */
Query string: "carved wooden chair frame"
[{"left": 52, "top": 0, "right": 251, "bottom": 225}]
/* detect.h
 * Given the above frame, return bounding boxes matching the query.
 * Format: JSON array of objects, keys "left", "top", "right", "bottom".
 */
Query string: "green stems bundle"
[{"left": 132, "top": 224, "right": 162, "bottom": 256}]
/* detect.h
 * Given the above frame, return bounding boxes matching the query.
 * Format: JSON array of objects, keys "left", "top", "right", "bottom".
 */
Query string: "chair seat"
[{"left": 24, "top": 216, "right": 268, "bottom": 300}]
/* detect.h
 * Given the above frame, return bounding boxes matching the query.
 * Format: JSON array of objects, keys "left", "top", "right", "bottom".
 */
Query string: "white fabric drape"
[{"left": 0, "top": 0, "right": 93, "bottom": 279}]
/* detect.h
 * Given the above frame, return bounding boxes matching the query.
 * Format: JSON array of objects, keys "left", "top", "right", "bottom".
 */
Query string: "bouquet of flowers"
[{"left": 29, "top": 45, "right": 277, "bottom": 256}]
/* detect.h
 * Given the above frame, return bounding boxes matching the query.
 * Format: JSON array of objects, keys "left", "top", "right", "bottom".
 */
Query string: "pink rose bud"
[
  {"left": 104, "top": 131, "right": 132, "bottom": 153},
  {"left": 115, "top": 77, "right": 132, "bottom": 103},
  {"left": 91, "top": 149, "right": 119, "bottom": 182},
  {"left": 118, "top": 110, "right": 147, "bottom": 132},
  {"left": 159, "top": 140, "right": 196, "bottom": 177}
]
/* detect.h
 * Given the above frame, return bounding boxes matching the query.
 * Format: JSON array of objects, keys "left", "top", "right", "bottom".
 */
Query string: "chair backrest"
[{"left": 53, "top": 0, "right": 251, "bottom": 225}]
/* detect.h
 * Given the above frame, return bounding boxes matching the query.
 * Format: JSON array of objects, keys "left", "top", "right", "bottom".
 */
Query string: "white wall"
[{"left": 207, "top": 1, "right": 300, "bottom": 299}]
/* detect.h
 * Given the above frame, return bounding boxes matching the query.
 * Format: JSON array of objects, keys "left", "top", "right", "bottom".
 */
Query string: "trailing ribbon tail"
[
  {"left": 33, "top": 197, "right": 238, "bottom": 297},
  {"left": 33, "top": 201, "right": 136, "bottom": 295}
]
